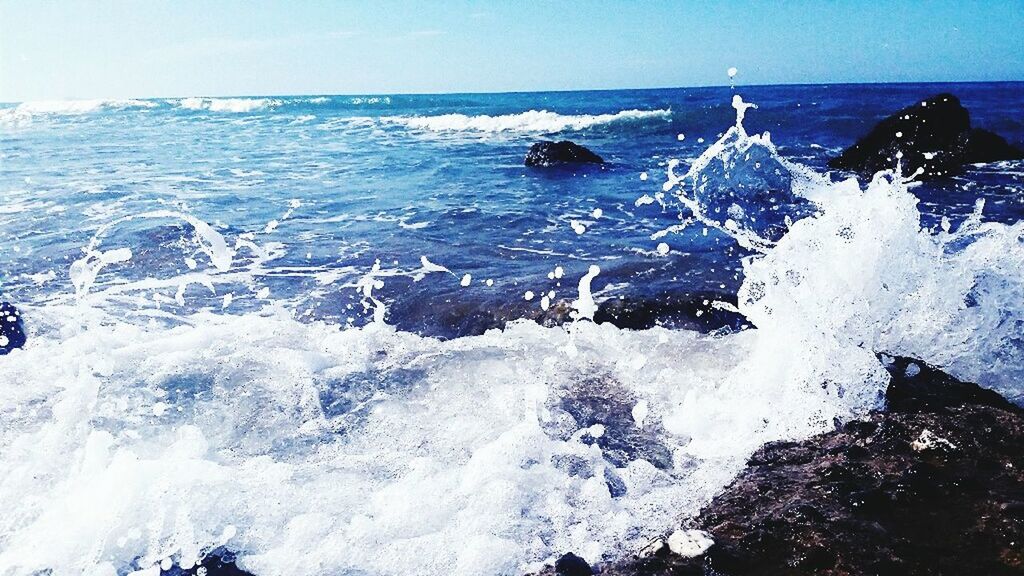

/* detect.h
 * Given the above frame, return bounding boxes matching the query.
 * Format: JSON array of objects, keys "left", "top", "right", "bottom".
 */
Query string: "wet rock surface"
[
  {"left": 161, "top": 359, "right": 1023, "bottom": 576},
  {"left": 555, "top": 552, "right": 596, "bottom": 576},
  {"left": 525, "top": 140, "right": 605, "bottom": 167},
  {"left": 591, "top": 293, "right": 747, "bottom": 333},
  {"left": 0, "top": 302, "right": 26, "bottom": 355},
  {"left": 552, "top": 375, "right": 675, "bottom": 472},
  {"left": 575, "top": 357, "right": 1024, "bottom": 575},
  {"left": 387, "top": 291, "right": 747, "bottom": 339},
  {"left": 829, "top": 93, "right": 1024, "bottom": 180}
]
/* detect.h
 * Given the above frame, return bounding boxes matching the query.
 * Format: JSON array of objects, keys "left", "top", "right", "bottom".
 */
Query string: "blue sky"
[{"left": 1, "top": 1, "right": 1022, "bottom": 101}]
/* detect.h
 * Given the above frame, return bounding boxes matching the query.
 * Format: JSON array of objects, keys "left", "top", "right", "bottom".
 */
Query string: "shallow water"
[{"left": 0, "top": 84, "right": 1023, "bottom": 575}]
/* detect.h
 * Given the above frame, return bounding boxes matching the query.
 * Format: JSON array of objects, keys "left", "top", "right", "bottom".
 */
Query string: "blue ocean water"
[
  {"left": 2, "top": 83, "right": 1024, "bottom": 575},
  {"left": 2, "top": 83, "right": 1023, "bottom": 336}
]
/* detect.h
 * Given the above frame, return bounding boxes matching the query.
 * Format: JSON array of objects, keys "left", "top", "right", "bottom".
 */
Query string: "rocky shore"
[
  {"left": 164, "top": 356, "right": 1023, "bottom": 576},
  {"left": 540, "top": 357, "right": 1023, "bottom": 576},
  {"left": 143, "top": 92, "right": 1022, "bottom": 576}
]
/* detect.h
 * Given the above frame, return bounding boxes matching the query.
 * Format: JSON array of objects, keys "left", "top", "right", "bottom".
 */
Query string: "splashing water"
[
  {"left": 1, "top": 92, "right": 1023, "bottom": 576},
  {"left": 69, "top": 211, "right": 235, "bottom": 299}
]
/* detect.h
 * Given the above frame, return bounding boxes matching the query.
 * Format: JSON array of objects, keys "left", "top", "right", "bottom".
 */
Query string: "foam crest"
[
  {"left": 0, "top": 305, "right": 864, "bottom": 576},
  {"left": 383, "top": 108, "right": 671, "bottom": 133},
  {"left": 741, "top": 182, "right": 1024, "bottom": 402},
  {"left": 175, "top": 97, "right": 284, "bottom": 113},
  {"left": 0, "top": 99, "right": 157, "bottom": 125},
  {"left": 663, "top": 93, "right": 1024, "bottom": 403}
]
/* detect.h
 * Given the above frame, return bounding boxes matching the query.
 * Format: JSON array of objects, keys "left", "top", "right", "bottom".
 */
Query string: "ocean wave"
[
  {"left": 174, "top": 97, "right": 285, "bottom": 113},
  {"left": 0, "top": 99, "right": 157, "bottom": 124},
  {"left": 6, "top": 159, "right": 1023, "bottom": 575},
  {"left": 0, "top": 303, "right": 846, "bottom": 576},
  {"left": 348, "top": 96, "right": 392, "bottom": 105},
  {"left": 3, "top": 94, "right": 1024, "bottom": 576},
  {"left": 167, "top": 95, "right": 376, "bottom": 112},
  {"left": 382, "top": 108, "right": 672, "bottom": 133}
]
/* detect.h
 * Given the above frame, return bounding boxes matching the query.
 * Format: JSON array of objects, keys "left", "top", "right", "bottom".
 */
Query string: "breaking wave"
[
  {"left": 1, "top": 94, "right": 1022, "bottom": 576},
  {"left": 381, "top": 108, "right": 672, "bottom": 133},
  {"left": 0, "top": 99, "right": 157, "bottom": 125},
  {"left": 174, "top": 97, "right": 285, "bottom": 113}
]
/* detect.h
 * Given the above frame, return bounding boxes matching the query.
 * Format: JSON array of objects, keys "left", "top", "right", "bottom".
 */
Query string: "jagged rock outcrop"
[
  {"left": 541, "top": 357, "right": 1024, "bottom": 575},
  {"left": 829, "top": 93, "right": 1023, "bottom": 180}
]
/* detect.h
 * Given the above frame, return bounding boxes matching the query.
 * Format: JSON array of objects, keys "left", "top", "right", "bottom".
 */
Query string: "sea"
[{"left": 1, "top": 82, "right": 1022, "bottom": 575}]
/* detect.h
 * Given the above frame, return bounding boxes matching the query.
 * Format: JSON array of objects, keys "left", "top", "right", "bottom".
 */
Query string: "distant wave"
[
  {"left": 348, "top": 96, "right": 392, "bottom": 105},
  {"left": 173, "top": 97, "right": 284, "bottom": 113},
  {"left": 381, "top": 108, "right": 672, "bottom": 133},
  {"left": 168, "top": 96, "right": 389, "bottom": 113},
  {"left": 0, "top": 99, "right": 157, "bottom": 124}
]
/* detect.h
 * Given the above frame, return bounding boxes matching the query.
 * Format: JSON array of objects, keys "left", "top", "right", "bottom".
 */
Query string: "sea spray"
[
  {"left": 2, "top": 93, "right": 1024, "bottom": 576},
  {"left": 570, "top": 265, "right": 601, "bottom": 321},
  {"left": 69, "top": 211, "right": 235, "bottom": 299}
]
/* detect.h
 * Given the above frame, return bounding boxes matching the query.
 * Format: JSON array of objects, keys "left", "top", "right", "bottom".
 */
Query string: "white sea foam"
[
  {"left": 382, "top": 108, "right": 671, "bottom": 133},
  {"left": 0, "top": 99, "right": 157, "bottom": 125},
  {"left": 0, "top": 304, "right": 858, "bottom": 576},
  {"left": 349, "top": 96, "right": 392, "bottom": 105},
  {"left": 175, "top": 97, "right": 284, "bottom": 113}
]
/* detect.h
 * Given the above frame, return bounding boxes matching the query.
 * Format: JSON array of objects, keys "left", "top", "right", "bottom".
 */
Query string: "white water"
[
  {"left": 0, "top": 99, "right": 157, "bottom": 125},
  {"left": 381, "top": 108, "right": 672, "bottom": 134},
  {"left": 174, "top": 98, "right": 286, "bottom": 113},
  {"left": 2, "top": 96, "right": 1023, "bottom": 576}
]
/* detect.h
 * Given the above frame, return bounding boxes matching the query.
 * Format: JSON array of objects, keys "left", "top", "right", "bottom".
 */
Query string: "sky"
[{"left": 1, "top": 0, "right": 1023, "bottom": 102}]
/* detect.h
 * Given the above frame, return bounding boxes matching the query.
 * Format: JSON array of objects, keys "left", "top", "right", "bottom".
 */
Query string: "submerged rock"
[
  {"left": 554, "top": 552, "right": 594, "bottom": 576},
  {"left": 160, "top": 549, "right": 253, "bottom": 576},
  {"left": 553, "top": 375, "right": 675, "bottom": 471},
  {"left": 0, "top": 302, "right": 26, "bottom": 355},
  {"left": 829, "top": 93, "right": 1024, "bottom": 180},
  {"left": 525, "top": 140, "right": 604, "bottom": 167},
  {"left": 593, "top": 293, "right": 748, "bottom": 333},
  {"left": 593, "top": 357, "right": 1024, "bottom": 575},
  {"left": 534, "top": 293, "right": 747, "bottom": 334},
  {"left": 387, "top": 291, "right": 746, "bottom": 340}
]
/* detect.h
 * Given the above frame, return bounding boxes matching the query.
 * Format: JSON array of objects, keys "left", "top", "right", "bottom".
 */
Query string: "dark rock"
[
  {"left": 593, "top": 293, "right": 748, "bottom": 333},
  {"left": 881, "top": 354, "right": 1018, "bottom": 413},
  {"left": 554, "top": 552, "right": 594, "bottom": 576},
  {"left": 387, "top": 291, "right": 747, "bottom": 340},
  {"left": 535, "top": 293, "right": 748, "bottom": 335},
  {"left": 597, "top": 359, "right": 1024, "bottom": 575},
  {"left": 829, "top": 93, "right": 1024, "bottom": 180},
  {"left": 555, "top": 376, "right": 674, "bottom": 470},
  {"left": 525, "top": 141, "right": 604, "bottom": 167},
  {"left": 961, "top": 127, "right": 1024, "bottom": 163},
  {"left": 160, "top": 549, "right": 254, "bottom": 576},
  {"left": 0, "top": 302, "right": 26, "bottom": 355}
]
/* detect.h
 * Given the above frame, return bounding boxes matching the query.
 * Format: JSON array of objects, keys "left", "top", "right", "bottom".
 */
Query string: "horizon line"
[{"left": 3, "top": 79, "right": 1023, "bottom": 105}]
